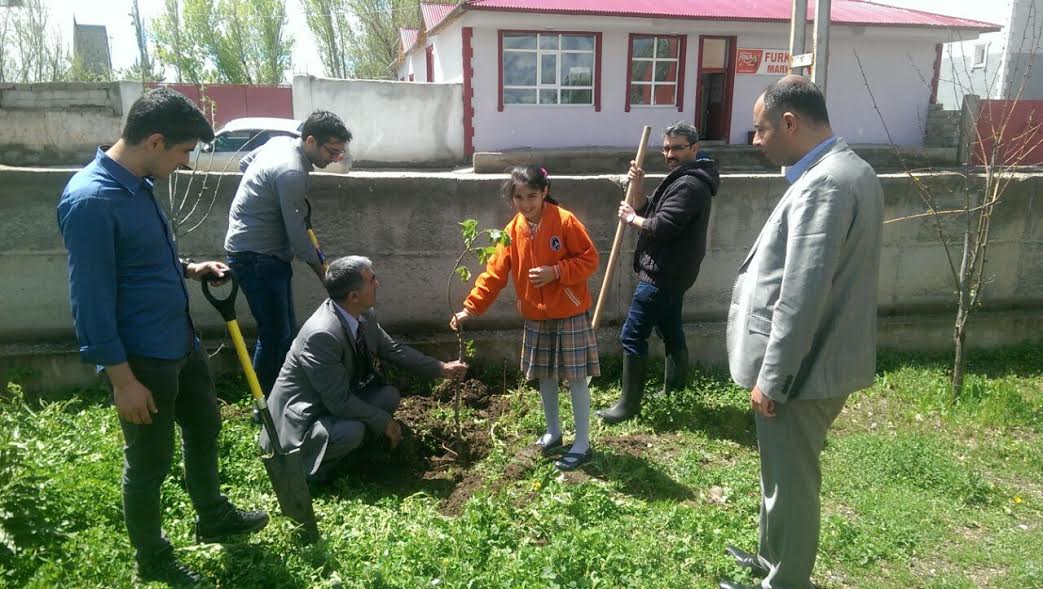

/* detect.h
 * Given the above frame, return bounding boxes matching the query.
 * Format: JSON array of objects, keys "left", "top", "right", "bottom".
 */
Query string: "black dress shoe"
[
  {"left": 138, "top": 554, "right": 207, "bottom": 587},
  {"left": 719, "top": 580, "right": 758, "bottom": 589},
  {"left": 196, "top": 505, "right": 269, "bottom": 543},
  {"left": 726, "top": 544, "right": 770, "bottom": 577}
]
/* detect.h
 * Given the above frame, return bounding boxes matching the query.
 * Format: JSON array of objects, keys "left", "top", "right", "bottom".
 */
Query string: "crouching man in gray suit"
[
  {"left": 720, "top": 76, "right": 883, "bottom": 589},
  {"left": 262, "top": 255, "right": 469, "bottom": 484}
]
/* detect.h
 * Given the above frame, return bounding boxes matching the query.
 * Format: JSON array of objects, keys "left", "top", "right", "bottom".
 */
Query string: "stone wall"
[{"left": 1, "top": 167, "right": 1040, "bottom": 390}]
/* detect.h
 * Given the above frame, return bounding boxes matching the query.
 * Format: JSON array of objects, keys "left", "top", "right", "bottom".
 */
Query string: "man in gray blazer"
[
  {"left": 262, "top": 255, "right": 468, "bottom": 484},
  {"left": 720, "top": 76, "right": 883, "bottom": 589}
]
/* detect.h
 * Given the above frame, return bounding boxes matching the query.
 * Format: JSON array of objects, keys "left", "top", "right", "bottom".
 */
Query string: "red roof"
[
  {"left": 421, "top": 3, "right": 457, "bottom": 31},
  {"left": 463, "top": 0, "right": 999, "bottom": 31},
  {"left": 399, "top": 28, "right": 419, "bottom": 53}
]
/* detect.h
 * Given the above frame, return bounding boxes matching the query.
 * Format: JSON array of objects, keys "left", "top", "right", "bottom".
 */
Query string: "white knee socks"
[
  {"left": 538, "top": 378, "right": 561, "bottom": 446},
  {"left": 537, "top": 378, "right": 592, "bottom": 455},
  {"left": 567, "top": 378, "right": 591, "bottom": 455}
]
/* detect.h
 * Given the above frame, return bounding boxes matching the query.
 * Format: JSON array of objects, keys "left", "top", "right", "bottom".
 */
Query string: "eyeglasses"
[
  {"left": 661, "top": 143, "right": 693, "bottom": 154},
  {"left": 321, "top": 144, "right": 346, "bottom": 159}
]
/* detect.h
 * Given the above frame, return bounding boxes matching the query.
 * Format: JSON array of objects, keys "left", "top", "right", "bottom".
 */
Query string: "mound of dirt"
[{"left": 345, "top": 379, "right": 538, "bottom": 513}]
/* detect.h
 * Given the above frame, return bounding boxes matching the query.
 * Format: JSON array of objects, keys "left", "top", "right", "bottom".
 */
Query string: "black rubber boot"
[
  {"left": 597, "top": 355, "right": 647, "bottom": 424},
  {"left": 664, "top": 348, "right": 689, "bottom": 394}
]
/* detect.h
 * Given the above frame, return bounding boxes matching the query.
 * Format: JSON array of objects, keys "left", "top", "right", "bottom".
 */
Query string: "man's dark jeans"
[
  {"left": 115, "top": 349, "right": 230, "bottom": 562},
  {"left": 227, "top": 251, "right": 296, "bottom": 395},
  {"left": 619, "top": 280, "right": 688, "bottom": 357}
]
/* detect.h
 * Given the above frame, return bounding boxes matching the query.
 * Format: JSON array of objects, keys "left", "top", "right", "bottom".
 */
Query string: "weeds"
[{"left": 0, "top": 346, "right": 1040, "bottom": 588}]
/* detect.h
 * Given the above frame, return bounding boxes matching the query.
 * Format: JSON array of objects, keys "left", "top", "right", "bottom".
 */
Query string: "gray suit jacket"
[
  {"left": 727, "top": 138, "right": 884, "bottom": 403},
  {"left": 261, "top": 299, "right": 443, "bottom": 473}
]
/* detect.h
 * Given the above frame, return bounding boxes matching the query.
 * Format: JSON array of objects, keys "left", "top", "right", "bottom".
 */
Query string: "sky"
[{"left": 39, "top": 0, "right": 999, "bottom": 82}]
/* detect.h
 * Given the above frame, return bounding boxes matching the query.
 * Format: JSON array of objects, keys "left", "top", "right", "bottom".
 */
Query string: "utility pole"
[
  {"left": 789, "top": 0, "right": 808, "bottom": 75},
  {"left": 812, "top": 0, "right": 831, "bottom": 96},
  {"left": 788, "top": 0, "right": 831, "bottom": 97}
]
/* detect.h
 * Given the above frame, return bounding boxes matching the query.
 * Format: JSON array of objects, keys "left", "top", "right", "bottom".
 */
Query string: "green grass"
[{"left": 1, "top": 345, "right": 1041, "bottom": 588}]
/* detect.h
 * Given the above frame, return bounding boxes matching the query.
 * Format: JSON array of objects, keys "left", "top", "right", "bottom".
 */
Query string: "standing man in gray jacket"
[
  {"left": 262, "top": 256, "right": 469, "bottom": 484},
  {"left": 720, "top": 76, "right": 883, "bottom": 589},
  {"left": 224, "top": 110, "right": 351, "bottom": 398}
]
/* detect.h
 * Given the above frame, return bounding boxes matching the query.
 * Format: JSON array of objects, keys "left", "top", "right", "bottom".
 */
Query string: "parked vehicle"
[{"left": 191, "top": 117, "right": 352, "bottom": 173}]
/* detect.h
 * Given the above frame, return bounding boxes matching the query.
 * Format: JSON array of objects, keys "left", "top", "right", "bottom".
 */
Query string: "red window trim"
[
  {"left": 426, "top": 45, "right": 435, "bottom": 82},
  {"left": 497, "top": 29, "right": 601, "bottom": 112},
  {"left": 693, "top": 35, "right": 738, "bottom": 144},
  {"left": 462, "top": 27, "right": 475, "bottom": 156},
  {"left": 625, "top": 33, "right": 686, "bottom": 112},
  {"left": 624, "top": 33, "right": 635, "bottom": 113},
  {"left": 676, "top": 35, "right": 688, "bottom": 112},
  {"left": 930, "top": 43, "right": 942, "bottom": 104}
]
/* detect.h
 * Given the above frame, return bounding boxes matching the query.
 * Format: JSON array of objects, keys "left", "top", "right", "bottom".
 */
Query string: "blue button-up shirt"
[
  {"left": 785, "top": 136, "right": 837, "bottom": 184},
  {"left": 57, "top": 148, "right": 194, "bottom": 366}
]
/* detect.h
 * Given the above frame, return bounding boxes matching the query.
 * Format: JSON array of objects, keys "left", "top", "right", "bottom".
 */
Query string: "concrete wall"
[
  {"left": 4, "top": 165, "right": 1041, "bottom": 340},
  {"left": 291, "top": 75, "right": 465, "bottom": 165},
  {"left": 457, "top": 12, "right": 953, "bottom": 151},
  {"left": 0, "top": 81, "right": 145, "bottom": 166}
]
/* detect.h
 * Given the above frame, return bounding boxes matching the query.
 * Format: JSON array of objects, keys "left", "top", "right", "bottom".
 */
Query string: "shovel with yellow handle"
[
  {"left": 305, "top": 199, "right": 328, "bottom": 272},
  {"left": 202, "top": 276, "right": 320, "bottom": 542}
]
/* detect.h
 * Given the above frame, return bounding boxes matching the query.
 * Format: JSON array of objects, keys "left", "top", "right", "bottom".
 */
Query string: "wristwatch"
[
  {"left": 180, "top": 257, "right": 195, "bottom": 278},
  {"left": 625, "top": 212, "right": 636, "bottom": 225}
]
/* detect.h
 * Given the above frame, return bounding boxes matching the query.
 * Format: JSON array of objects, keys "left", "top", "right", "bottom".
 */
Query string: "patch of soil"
[{"left": 345, "top": 379, "right": 537, "bottom": 514}]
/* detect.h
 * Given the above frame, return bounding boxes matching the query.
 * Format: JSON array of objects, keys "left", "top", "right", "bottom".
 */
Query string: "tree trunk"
[{"left": 951, "top": 230, "right": 973, "bottom": 401}]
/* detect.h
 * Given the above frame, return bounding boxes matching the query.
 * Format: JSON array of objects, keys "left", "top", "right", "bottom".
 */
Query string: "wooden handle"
[{"left": 591, "top": 125, "right": 653, "bottom": 330}]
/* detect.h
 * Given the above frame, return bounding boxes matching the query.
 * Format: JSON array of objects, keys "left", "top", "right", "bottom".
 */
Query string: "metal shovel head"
[{"left": 261, "top": 447, "right": 319, "bottom": 542}]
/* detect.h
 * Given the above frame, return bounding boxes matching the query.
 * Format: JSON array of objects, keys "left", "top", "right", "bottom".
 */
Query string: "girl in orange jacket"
[{"left": 451, "top": 165, "right": 600, "bottom": 470}]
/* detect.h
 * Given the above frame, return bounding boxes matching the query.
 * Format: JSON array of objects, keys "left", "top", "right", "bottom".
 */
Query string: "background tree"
[
  {"left": 154, "top": 0, "right": 293, "bottom": 84},
  {"left": 301, "top": 0, "right": 452, "bottom": 79},
  {"left": 125, "top": 0, "right": 164, "bottom": 83},
  {"left": 0, "top": 7, "right": 12, "bottom": 82},
  {"left": 854, "top": 10, "right": 1043, "bottom": 401},
  {"left": 4, "top": 0, "right": 69, "bottom": 82},
  {"left": 299, "top": 0, "right": 351, "bottom": 78},
  {"left": 153, "top": 0, "right": 206, "bottom": 83}
]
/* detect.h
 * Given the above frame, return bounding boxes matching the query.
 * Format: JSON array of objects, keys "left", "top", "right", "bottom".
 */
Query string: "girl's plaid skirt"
[{"left": 520, "top": 312, "right": 601, "bottom": 381}]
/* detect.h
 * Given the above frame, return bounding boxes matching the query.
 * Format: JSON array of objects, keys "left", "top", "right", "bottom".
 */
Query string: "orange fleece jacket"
[{"left": 463, "top": 203, "right": 599, "bottom": 321}]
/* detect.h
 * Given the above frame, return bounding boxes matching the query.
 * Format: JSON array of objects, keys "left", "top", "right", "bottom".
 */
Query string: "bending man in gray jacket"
[
  {"left": 720, "top": 76, "right": 883, "bottom": 589},
  {"left": 225, "top": 111, "right": 351, "bottom": 397},
  {"left": 262, "top": 256, "right": 468, "bottom": 485}
]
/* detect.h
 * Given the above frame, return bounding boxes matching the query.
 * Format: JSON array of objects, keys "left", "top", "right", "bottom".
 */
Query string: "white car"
[{"left": 191, "top": 117, "right": 352, "bottom": 173}]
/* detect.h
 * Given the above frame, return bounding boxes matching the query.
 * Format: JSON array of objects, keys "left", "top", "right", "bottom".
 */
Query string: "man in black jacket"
[{"left": 598, "top": 121, "right": 720, "bottom": 424}]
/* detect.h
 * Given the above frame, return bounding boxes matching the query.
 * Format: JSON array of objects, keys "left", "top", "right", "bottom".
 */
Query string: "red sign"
[
  {"left": 736, "top": 49, "right": 790, "bottom": 76},
  {"left": 736, "top": 49, "right": 763, "bottom": 74}
]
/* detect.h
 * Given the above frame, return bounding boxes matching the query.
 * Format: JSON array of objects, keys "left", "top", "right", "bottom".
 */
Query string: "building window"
[
  {"left": 501, "top": 32, "right": 596, "bottom": 105},
  {"left": 972, "top": 43, "right": 987, "bottom": 68},
  {"left": 629, "top": 35, "right": 681, "bottom": 106}
]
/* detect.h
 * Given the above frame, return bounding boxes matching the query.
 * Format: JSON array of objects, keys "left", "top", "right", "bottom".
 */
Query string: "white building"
[
  {"left": 875, "top": 0, "right": 1041, "bottom": 110},
  {"left": 395, "top": 0, "right": 996, "bottom": 155}
]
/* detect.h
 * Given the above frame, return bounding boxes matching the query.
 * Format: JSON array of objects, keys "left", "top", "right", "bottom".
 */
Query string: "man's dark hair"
[
  {"left": 663, "top": 121, "right": 699, "bottom": 144},
  {"left": 762, "top": 76, "right": 831, "bottom": 126},
  {"left": 121, "top": 87, "right": 214, "bottom": 145},
  {"left": 325, "top": 255, "right": 372, "bottom": 300},
  {"left": 301, "top": 110, "right": 352, "bottom": 145}
]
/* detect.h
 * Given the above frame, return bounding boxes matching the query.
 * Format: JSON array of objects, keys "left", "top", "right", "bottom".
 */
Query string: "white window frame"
[
  {"left": 972, "top": 43, "right": 988, "bottom": 69},
  {"left": 502, "top": 32, "right": 596, "bottom": 106},
  {"left": 630, "top": 34, "right": 681, "bottom": 107}
]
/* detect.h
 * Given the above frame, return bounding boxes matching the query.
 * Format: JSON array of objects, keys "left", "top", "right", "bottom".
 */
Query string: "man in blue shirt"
[{"left": 57, "top": 88, "right": 268, "bottom": 587}]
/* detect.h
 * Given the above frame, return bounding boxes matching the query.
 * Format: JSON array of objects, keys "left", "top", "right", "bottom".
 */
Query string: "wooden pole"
[{"left": 590, "top": 125, "right": 653, "bottom": 331}]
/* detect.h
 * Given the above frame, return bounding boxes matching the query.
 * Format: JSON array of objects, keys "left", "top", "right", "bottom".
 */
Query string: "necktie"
[{"left": 355, "top": 317, "right": 373, "bottom": 382}]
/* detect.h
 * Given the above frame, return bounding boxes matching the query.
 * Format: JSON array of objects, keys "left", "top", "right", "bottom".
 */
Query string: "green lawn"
[{"left": 1, "top": 346, "right": 1040, "bottom": 588}]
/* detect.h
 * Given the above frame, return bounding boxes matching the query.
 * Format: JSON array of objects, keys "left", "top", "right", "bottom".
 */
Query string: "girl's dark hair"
[{"left": 500, "top": 164, "right": 559, "bottom": 206}]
